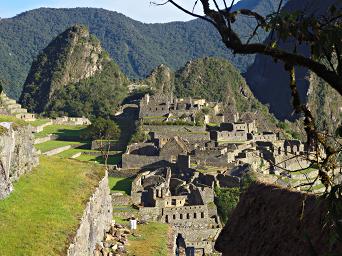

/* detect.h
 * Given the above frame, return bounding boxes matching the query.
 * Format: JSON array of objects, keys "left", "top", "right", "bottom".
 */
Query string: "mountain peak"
[{"left": 19, "top": 25, "right": 128, "bottom": 117}]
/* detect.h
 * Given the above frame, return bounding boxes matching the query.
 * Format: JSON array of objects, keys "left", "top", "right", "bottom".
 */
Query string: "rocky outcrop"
[
  {"left": 67, "top": 171, "right": 113, "bottom": 256},
  {"left": 215, "top": 182, "right": 342, "bottom": 256},
  {"left": 0, "top": 123, "right": 39, "bottom": 199}
]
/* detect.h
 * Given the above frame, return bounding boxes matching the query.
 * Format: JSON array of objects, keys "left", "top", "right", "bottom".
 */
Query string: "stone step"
[
  {"left": 8, "top": 108, "right": 24, "bottom": 114},
  {"left": 2, "top": 99, "right": 16, "bottom": 105},
  {"left": 6, "top": 103, "right": 21, "bottom": 110}
]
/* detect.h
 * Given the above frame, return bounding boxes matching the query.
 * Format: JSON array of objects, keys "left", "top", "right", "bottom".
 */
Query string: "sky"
[{"left": 0, "top": 0, "right": 238, "bottom": 23}]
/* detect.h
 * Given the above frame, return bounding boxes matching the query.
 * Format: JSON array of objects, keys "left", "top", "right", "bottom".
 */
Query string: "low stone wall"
[
  {"left": 70, "top": 152, "right": 82, "bottom": 159},
  {"left": 0, "top": 124, "right": 39, "bottom": 199},
  {"left": 139, "top": 207, "right": 160, "bottom": 222},
  {"left": 34, "top": 134, "right": 57, "bottom": 145},
  {"left": 112, "top": 193, "right": 132, "bottom": 206},
  {"left": 67, "top": 172, "right": 113, "bottom": 256},
  {"left": 43, "top": 145, "right": 72, "bottom": 156},
  {"left": 30, "top": 121, "right": 53, "bottom": 133}
]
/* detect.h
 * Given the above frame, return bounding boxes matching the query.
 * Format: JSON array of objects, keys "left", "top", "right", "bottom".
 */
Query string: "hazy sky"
[{"left": 0, "top": 0, "right": 239, "bottom": 23}]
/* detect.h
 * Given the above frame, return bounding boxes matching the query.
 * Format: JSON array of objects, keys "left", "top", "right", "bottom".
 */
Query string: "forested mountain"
[
  {"left": 0, "top": 0, "right": 284, "bottom": 99},
  {"left": 20, "top": 25, "right": 129, "bottom": 118}
]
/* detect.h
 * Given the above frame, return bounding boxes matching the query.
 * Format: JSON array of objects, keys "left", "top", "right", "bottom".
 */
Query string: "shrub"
[{"left": 214, "top": 187, "right": 240, "bottom": 224}]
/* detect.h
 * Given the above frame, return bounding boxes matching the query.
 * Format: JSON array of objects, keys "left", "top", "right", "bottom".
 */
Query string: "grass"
[
  {"left": 126, "top": 222, "right": 169, "bottom": 256},
  {"left": 34, "top": 124, "right": 87, "bottom": 139},
  {"left": 142, "top": 116, "right": 165, "bottom": 120},
  {"left": 0, "top": 156, "right": 105, "bottom": 256},
  {"left": 35, "top": 141, "right": 84, "bottom": 153},
  {"left": 108, "top": 176, "right": 133, "bottom": 195},
  {"left": 218, "top": 140, "right": 246, "bottom": 144},
  {"left": 0, "top": 114, "right": 27, "bottom": 127},
  {"left": 57, "top": 148, "right": 97, "bottom": 158},
  {"left": 27, "top": 118, "right": 50, "bottom": 127}
]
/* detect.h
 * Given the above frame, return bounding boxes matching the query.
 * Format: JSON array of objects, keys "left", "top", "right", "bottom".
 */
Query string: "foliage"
[
  {"left": 194, "top": 111, "right": 205, "bottom": 126},
  {"left": 130, "top": 124, "right": 149, "bottom": 144},
  {"left": 214, "top": 187, "right": 240, "bottom": 224},
  {"left": 0, "top": 156, "right": 104, "bottom": 256},
  {"left": 81, "top": 117, "right": 120, "bottom": 141},
  {"left": 45, "top": 60, "right": 129, "bottom": 118}
]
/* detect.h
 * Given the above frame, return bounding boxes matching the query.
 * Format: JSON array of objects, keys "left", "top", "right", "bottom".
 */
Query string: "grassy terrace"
[
  {"left": 27, "top": 118, "right": 51, "bottom": 127},
  {"left": 114, "top": 216, "right": 169, "bottom": 256},
  {"left": 0, "top": 156, "right": 105, "bottom": 256},
  {"left": 0, "top": 114, "right": 27, "bottom": 126},
  {"left": 126, "top": 222, "right": 169, "bottom": 256},
  {"left": 34, "top": 124, "right": 87, "bottom": 139},
  {"left": 35, "top": 140, "right": 84, "bottom": 153}
]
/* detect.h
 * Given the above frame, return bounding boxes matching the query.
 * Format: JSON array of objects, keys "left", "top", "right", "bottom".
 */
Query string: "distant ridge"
[{"left": 0, "top": 0, "right": 284, "bottom": 98}]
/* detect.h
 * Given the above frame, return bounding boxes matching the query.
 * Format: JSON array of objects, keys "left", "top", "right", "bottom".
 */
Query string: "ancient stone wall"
[
  {"left": 43, "top": 145, "right": 71, "bottom": 156},
  {"left": 67, "top": 172, "right": 113, "bottom": 256},
  {"left": 34, "top": 134, "right": 57, "bottom": 145},
  {"left": 121, "top": 154, "right": 170, "bottom": 169},
  {"left": 162, "top": 205, "right": 209, "bottom": 225},
  {"left": 146, "top": 125, "right": 209, "bottom": 142},
  {"left": 30, "top": 121, "right": 53, "bottom": 133},
  {"left": 0, "top": 124, "right": 39, "bottom": 199}
]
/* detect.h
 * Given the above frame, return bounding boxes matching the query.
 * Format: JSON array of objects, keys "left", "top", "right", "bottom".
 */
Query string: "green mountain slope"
[
  {"left": 0, "top": 0, "right": 284, "bottom": 98},
  {"left": 19, "top": 25, "right": 129, "bottom": 118},
  {"left": 141, "top": 57, "right": 278, "bottom": 130}
]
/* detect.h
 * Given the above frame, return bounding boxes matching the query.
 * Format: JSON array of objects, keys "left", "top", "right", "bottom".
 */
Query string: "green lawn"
[
  {"left": 0, "top": 156, "right": 105, "bottom": 256},
  {"left": 108, "top": 176, "right": 133, "bottom": 195},
  {"left": 27, "top": 118, "right": 50, "bottom": 127},
  {"left": 126, "top": 222, "right": 169, "bottom": 256},
  {"left": 57, "top": 148, "right": 96, "bottom": 158},
  {"left": 34, "top": 124, "right": 87, "bottom": 139},
  {"left": 35, "top": 141, "right": 84, "bottom": 153}
]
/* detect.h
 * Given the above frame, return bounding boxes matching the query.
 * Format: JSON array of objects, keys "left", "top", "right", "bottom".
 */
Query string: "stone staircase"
[{"left": 0, "top": 93, "right": 36, "bottom": 121}]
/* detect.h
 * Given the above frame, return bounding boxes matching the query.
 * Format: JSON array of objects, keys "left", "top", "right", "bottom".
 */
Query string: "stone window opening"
[
  {"left": 173, "top": 214, "right": 176, "bottom": 220},
  {"left": 194, "top": 212, "right": 197, "bottom": 219},
  {"left": 187, "top": 213, "right": 190, "bottom": 219},
  {"left": 180, "top": 213, "right": 183, "bottom": 219},
  {"left": 165, "top": 215, "right": 169, "bottom": 223},
  {"left": 201, "top": 212, "right": 204, "bottom": 218}
]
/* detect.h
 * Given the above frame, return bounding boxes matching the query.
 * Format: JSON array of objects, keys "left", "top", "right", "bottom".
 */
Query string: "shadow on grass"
[
  {"left": 110, "top": 177, "right": 133, "bottom": 196},
  {"left": 54, "top": 127, "right": 88, "bottom": 141},
  {"left": 94, "top": 153, "right": 122, "bottom": 165}
]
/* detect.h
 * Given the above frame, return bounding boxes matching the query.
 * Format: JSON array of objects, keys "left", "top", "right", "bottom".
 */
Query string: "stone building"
[{"left": 131, "top": 167, "right": 221, "bottom": 255}]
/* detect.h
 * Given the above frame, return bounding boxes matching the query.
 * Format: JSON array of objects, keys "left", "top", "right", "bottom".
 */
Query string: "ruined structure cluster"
[{"left": 116, "top": 92, "right": 319, "bottom": 254}]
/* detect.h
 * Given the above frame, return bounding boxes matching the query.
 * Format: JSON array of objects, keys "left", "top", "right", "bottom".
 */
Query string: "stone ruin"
[
  {"left": 130, "top": 165, "right": 221, "bottom": 255},
  {"left": 0, "top": 93, "right": 36, "bottom": 121}
]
